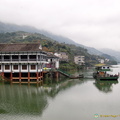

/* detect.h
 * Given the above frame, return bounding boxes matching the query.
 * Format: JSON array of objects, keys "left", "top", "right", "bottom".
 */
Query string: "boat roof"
[
  {"left": 95, "top": 66, "right": 111, "bottom": 71},
  {"left": 95, "top": 63, "right": 106, "bottom": 67}
]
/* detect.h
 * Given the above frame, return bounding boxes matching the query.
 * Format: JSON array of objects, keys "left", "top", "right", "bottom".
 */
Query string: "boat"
[{"left": 93, "top": 65, "right": 119, "bottom": 81}]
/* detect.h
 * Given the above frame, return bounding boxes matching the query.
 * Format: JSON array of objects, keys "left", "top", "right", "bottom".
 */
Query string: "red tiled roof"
[{"left": 0, "top": 43, "right": 41, "bottom": 52}]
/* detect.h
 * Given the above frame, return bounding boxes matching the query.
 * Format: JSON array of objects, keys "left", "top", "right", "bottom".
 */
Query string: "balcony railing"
[{"left": 0, "top": 59, "right": 47, "bottom": 62}]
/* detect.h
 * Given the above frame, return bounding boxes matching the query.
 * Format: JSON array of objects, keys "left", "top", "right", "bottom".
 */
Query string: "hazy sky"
[{"left": 0, "top": 0, "right": 120, "bottom": 51}]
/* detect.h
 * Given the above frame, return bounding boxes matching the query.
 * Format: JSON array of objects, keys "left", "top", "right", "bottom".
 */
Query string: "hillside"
[
  {"left": 0, "top": 21, "right": 106, "bottom": 55},
  {"left": 0, "top": 22, "right": 76, "bottom": 44},
  {"left": 0, "top": 21, "right": 117, "bottom": 64},
  {"left": 0, "top": 31, "right": 117, "bottom": 66},
  {"left": 100, "top": 48, "right": 120, "bottom": 62}
]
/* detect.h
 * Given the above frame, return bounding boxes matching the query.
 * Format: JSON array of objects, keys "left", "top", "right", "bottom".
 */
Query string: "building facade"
[
  {"left": 54, "top": 52, "right": 68, "bottom": 61},
  {"left": 0, "top": 43, "right": 48, "bottom": 84},
  {"left": 74, "top": 56, "right": 85, "bottom": 65},
  {"left": 46, "top": 53, "right": 59, "bottom": 69}
]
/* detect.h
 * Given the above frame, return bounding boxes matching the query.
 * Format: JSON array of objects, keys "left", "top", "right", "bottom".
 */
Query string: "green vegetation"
[
  {"left": 59, "top": 61, "right": 78, "bottom": 71},
  {"left": 0, "top": 31, "right": 117, "bottom": 70}
]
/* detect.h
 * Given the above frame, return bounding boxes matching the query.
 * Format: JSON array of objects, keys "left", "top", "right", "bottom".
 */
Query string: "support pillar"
[
  {"left": 42, "top": 71, "right": 43, "bottom": 77},
  {"left": 1, "top": 72, "right": 4, "bottom": 80},
  {"left": 36, "top": 72, "right": 39, "bottom": 82},
  {"left": 19, "top": 72, "right": 21, "bottom": 84},
  {"left": 10, "top": 72, "right": 12, "bottom": 81},
  {"left": 28, "top": 72, "right": 30, "bottom": 85},
  {"left": 56, "top": 71, "right": 59, "bottom": 82}
]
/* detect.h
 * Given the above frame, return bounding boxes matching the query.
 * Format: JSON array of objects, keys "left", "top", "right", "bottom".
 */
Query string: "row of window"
[
  {"left": 0, "top": 65, "right": 36, "bottom": 70},
  {"left": 0, "top": 55, "right": 47, "bottom": 60}
]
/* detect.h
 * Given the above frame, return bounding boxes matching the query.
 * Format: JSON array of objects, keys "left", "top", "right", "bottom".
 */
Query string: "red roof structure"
[{"left": 0, "top": 43, "right": 42, "bottom": 52}]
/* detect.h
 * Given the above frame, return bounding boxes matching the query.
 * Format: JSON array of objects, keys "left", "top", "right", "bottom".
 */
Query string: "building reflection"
[
  {"left": 93, "top": 80, "right": 118, "bottom": 93},
  {"left": 41, "top": 79, "right": 85, "bottom": 98},
  {"left": 0, "top": 84, "right": 48, "bottom": 115},
  {"left": 0, "top": 78, "right": 86, "bottom": 115}
]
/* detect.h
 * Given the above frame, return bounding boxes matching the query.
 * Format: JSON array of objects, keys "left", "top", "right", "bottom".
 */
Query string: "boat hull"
[
  {"left": 93, "top": 73, "right": 118, "bottom": 81},
  {"left": 97, "top": 77, "right": 118, "bottom": 81}
]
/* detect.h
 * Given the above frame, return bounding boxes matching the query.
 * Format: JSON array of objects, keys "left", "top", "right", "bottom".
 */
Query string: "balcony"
[{"left": 0, "top": 59, "right": 47, "bottom": 63}]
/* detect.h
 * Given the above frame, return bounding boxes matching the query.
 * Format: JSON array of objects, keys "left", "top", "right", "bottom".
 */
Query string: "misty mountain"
[
  {"left": 0, "top": 22, "right": 78, "bottom": 44},
  {"left": 0, "top": 21, "right": 115, "bottom": 61},
  {"left": 0, "top": 22, "right": 103, "bottom": 53},
  {"left": 100, "top": 48, "right": 120, "bottom": 62},
  {"left": 101, "top": 53, "right": 117, "bottom": 61}
]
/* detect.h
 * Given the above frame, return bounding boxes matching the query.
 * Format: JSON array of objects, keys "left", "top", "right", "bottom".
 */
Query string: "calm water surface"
[{"left": 0, "top": 65, "right": 120, "bottom": 120}]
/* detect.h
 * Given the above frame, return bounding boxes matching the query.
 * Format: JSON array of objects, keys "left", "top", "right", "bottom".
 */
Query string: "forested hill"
[
  {"left": 0, "top": 21, "right": 108, "bottom": 55},
  {"left": 0, "top": 22, "right": 76, "bottom": 44},
  {"left": 0, "top": 31, "right": 117, "bottom": 66}
]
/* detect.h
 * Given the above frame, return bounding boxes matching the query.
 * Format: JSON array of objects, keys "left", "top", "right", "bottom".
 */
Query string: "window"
[
  {"left": 13, "top": 65, "right": 18, "bottom": 70},
  {"left": 31, "top": 65, "right": 36, "bottom": 70},
  {"left": 4, "top": 55, "right": 10, "bottom": 61},
  {"left": 38, "top": 55, "right": 40, "bottom": 60},
  {"left": 22, "top": 65, "right": 27, "bottom": 70},
  {"left": 21, "top": 55, "right": 27, "bottom": 61},
  {"left": 0, "top": 65, "right": 1, "bottom": 70},
  {"left": 12, "top": 55, "right": 19, "bottom": 61},
  {"left": 29, "top": 55, "right": 36, "bottom": 59},
  {"left": 5, "top": 65, "right": 10, "bottom": 70}
]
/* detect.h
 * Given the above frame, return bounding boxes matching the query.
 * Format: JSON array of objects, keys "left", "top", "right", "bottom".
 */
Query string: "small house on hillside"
[{"left": 54, "top": 52, "right": 68, "bottom": 62}]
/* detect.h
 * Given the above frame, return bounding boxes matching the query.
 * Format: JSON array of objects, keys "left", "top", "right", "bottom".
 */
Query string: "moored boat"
[{"left": 93, "top": 65, "right": 119, "bottom": 81}]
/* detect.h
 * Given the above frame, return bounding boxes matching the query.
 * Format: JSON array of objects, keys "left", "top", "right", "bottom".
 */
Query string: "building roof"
[
  {"left": 0, "top": 43, "right": 42, "bottom": 52},
  {"left": 47, "top": 53, "right": 59, "bottom": 58}
]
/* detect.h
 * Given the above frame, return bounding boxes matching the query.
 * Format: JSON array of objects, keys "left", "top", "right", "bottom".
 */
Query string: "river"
[{"left": 0, "top": 65, "right": 120, "bottom": 120}]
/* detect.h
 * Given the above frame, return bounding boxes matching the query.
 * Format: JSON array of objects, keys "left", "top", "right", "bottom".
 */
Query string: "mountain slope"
[
  {"left": 0, "top": 31, "right": 117, "bottom": 66},
  {"left": 0, "top": 21, "right": 115, "bottom": 61},
  {"left": 0, "top": 22, "right": 78, "bottom": 44},
  {"left": 100, "top": 48, "right": 120, "bottom": 62}
]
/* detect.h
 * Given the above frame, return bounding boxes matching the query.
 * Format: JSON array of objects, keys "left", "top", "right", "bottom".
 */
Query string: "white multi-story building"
[
  {"left": 74, "top": 56, "right": 85, "bottom": 65},
  {"left": 54, "top": 52, "right": 68, "bottom": 61},
  {"left": 0, "top": 43, "right": 48, "bottom": 84}
]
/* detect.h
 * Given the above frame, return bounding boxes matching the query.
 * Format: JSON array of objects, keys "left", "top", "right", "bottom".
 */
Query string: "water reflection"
[
  {"left": 0, "top": 78, "right": 85, "bottom": 116},
  {"left": 0, "top": 84, "right": 48, "bottom": 115},
  {"left": 0, "top": 66, "right": 120, "bottom": 120},
  {"left": 93, "top": 80, "right": 118, "bottom": 93},
  {"left": 43, "top": 79, "right": 85, "bottom": 98}
]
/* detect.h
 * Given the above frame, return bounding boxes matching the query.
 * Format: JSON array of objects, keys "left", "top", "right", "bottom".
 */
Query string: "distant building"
[
  {"left": 74, "top": 56, "right": 85, "bottom": 65},
  {"left": 0, "top": 43, "right": 47, "bottom": 84},
  {"left": 105, "top": 59, "right": 110, "bottom": 62},
  {"left": 22, "top": 35, "right": 28, "bottom": 39},
  {"left": 98, "top": 59, "right": 105, "bottom": 64},
  {"left": 46, "top": 53, "right": 59, "bottom": 69},
  {"left": 54, "top": 52, "right": 68, "bottom": 61}
]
